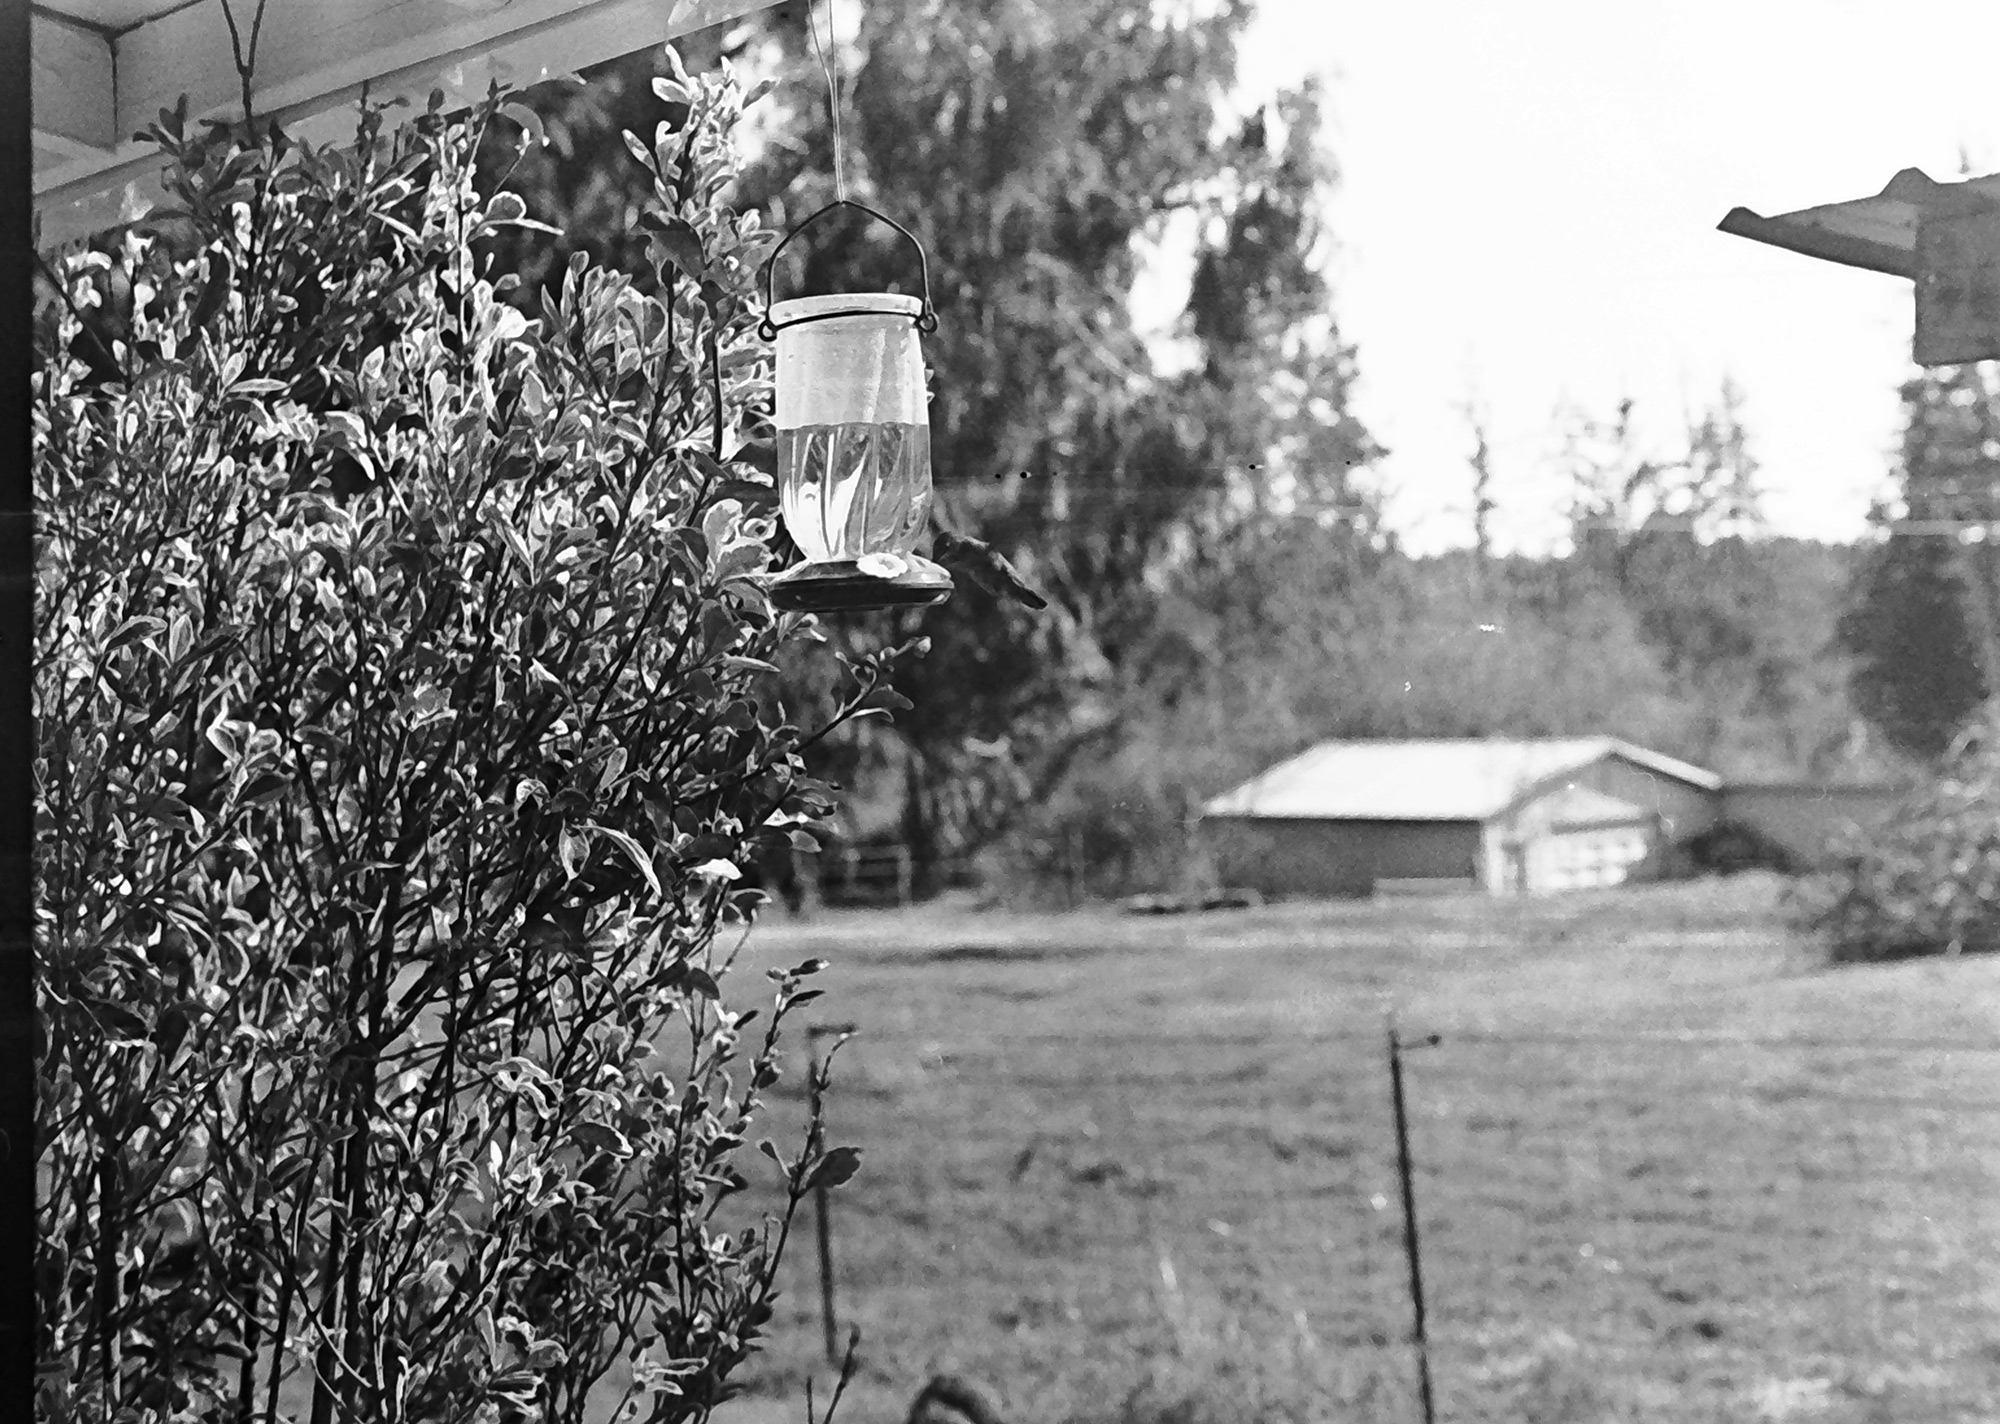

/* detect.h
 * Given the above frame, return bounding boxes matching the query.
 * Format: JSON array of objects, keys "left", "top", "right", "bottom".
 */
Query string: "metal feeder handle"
[{"left": 758, "top": 197, "right": 938, "bottom": 341}]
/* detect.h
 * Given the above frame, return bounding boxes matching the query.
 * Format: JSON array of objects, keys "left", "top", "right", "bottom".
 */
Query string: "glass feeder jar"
[{"left": 759, "top": 204, "right": 953, "bottom": 612}]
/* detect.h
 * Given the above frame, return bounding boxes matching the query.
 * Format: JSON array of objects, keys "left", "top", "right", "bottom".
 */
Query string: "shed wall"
[
  {"left": 1481, "top": 757, "right": 1717, "bottom": 893},
  {"left": 1201, "top": 817, "right": 1483, "bottom": 899},
  {"left": 1481, "top": 803, "right": 1658, "bottom": 895},
  {"left": 1560, "top": 758, "right": 1719, "bottom": 842}
]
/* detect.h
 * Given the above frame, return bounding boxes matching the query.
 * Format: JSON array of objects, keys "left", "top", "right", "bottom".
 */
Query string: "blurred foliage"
[{"left": 1792, "top": 701, "right": 2000, "bottom": 962}]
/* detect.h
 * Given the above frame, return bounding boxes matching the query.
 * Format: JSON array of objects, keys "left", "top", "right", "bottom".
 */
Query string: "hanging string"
[{"left": 807, "top": 0, "right": 848, "bottom": 201}]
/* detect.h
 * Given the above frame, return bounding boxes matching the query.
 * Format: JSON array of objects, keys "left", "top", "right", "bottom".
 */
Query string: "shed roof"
[{"left": 1200, "top": 737, "right": 1719, "bottom": 823}]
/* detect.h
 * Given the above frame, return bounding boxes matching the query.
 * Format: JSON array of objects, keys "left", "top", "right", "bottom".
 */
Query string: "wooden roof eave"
[
  {"left": 1716, "top": 204, "right": 1915, "bottom": 280},
  {"left": 1717, "top": 166, "right": 2000, "bottom": 282},
  {"left": 32, "top": 0, "right": 787, "bottom": 248}
]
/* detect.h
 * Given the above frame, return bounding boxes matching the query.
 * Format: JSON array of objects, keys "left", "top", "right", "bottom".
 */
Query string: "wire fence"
[{"left": 751, "top": 1020, "right": 2000, "bottom": 1423}]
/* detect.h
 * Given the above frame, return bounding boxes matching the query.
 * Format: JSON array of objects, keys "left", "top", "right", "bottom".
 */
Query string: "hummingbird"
[
  {"left": 929, "top": 525, "right": 1049, "bottom": 611},
  {"left": 905, "top": 1375, "right": 1009, "bottom": 1424}
]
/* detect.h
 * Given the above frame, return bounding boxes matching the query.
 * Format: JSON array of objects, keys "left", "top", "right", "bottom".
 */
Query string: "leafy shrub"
[
  {"left": 1790, "top": 703, "right": 2000, "bottom": 961},
  {"left": 34, "top": 59, "right": 906, "bottom": 1422}
]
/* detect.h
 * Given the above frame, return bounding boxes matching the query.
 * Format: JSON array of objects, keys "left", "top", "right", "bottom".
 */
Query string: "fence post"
[
  {"left": 1386, "top": 1014, "right": 1438, "bottom": 1424},
  {"left": 807, "top": 1022, "right": 857, "bottom": 1367}
]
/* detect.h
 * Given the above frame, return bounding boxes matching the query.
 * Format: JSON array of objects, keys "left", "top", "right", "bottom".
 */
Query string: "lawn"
[{"left": 713, "top": 875, "right": 2000, "bottom": 1424}]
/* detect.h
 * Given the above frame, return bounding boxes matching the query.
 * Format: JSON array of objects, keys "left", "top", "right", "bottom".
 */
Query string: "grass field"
[{"left": 713, "top": 875, "right": 2000, "bottom": 1424}]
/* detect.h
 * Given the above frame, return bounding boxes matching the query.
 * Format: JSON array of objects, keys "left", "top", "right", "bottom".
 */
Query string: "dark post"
[
  {"left": 806, "top": 1022, "right": 856, "bottom": 1366},
  {"left": 1386, "top": 1016, "right": 1437, "bottom": 1424},
  {"left": 0, "top": 2, "right": 38, "bottom": 1404}
]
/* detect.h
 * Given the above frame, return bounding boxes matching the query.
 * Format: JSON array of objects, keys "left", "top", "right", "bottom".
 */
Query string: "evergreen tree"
[
  {"left": 1841, "top": 527, "right": 1990, "bottom": 761},
  {"left": 1841, "top": 365, "right": 2000, "bottom": 760},
  {"left": 1464, "top": 400, "right": 1498, "bottom": 562},
  {"left": 1678, "top": 375, "right": 1762, "bottom": 540}
]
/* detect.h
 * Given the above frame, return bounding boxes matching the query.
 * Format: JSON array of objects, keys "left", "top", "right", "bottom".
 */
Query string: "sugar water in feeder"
[
  {"left": 759, "top": 204, "right": 953, "bottom": 612},
  {"left": 775, "top": 294, "right": 932, "bottom": 556}
]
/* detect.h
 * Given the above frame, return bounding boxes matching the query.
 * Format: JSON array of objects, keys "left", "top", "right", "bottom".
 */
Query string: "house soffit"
[{"left": 32, "top": 0, "right": 785, "bottom": 247}]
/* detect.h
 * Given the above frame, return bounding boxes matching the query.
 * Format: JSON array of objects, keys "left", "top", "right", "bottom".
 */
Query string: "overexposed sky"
[{"left": 1223, "top": 0, "right": 2000, "bottom": 553}]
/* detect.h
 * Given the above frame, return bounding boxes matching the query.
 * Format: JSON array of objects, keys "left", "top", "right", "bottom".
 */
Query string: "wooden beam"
[
  {"left": 1915, "top": 209, "right": 2000, "bottom": 365},
  {"left": 30, "top": 14, "right": 117, "bottom": 154},
  {"left": 35, "top": 0, "right": 784, "bottom": 247}
]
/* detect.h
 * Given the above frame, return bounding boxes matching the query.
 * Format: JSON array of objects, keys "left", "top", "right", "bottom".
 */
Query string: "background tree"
[
  {"left": 1463, "top": 398, "right": 1498, "bottom": 563},
  {"left": 1676, "top": 376, "right": 1762, "bottom": 540},
  {"left": 1615, "top": 384, "right": 1777, "bottom": 764},
  {"left": 713, "top": 0, "right": 1376, "bottom": 889},
  {"left": 1556, "top": 395, "right": 1665, "bottom": 588},
  {"left": 1840, "top": 527, "right": 1991, "bottom": 761},
  {"left": 1518, "top": 383, "right": 1874, "bottom": 778},
  {"left": 1840, "top": 364, "right": 2000, "bottom": 762}
]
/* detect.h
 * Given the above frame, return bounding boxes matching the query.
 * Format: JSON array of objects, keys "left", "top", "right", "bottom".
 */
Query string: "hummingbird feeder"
[{"left": 758, "top": 199, "right": 954, "bottom": 614}]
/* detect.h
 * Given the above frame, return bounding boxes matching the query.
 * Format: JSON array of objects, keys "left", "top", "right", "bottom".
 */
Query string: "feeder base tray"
[{"left": 765, "top": 556, "right": 954, "bottom": 613}]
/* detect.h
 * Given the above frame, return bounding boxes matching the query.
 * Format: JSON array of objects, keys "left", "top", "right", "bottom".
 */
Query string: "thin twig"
[
  {"left": 711, "top": 327, "right": 726, "bottom": 462},
  {"left": 818, "top": 1329, "right": 863, "bottom": 1424},
  {"left": 217, "top": 0, "right": 272, "bottom": 136}
]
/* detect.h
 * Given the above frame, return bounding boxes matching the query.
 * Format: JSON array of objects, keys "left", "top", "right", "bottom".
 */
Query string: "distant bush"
[
  {"left": 1791, "top": 704, "right": 2000, "bottom": 961},
  {"left": 1002, "top": 751, "right": 1205, "bottom": 904},
  {"left": 1679, "top": 817, "right": 1801, "bottom": 877}
]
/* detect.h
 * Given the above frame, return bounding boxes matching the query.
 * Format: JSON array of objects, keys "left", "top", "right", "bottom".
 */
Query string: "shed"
[{"left": 1199, "top": 737, "right": 1723, "bottom": 899}]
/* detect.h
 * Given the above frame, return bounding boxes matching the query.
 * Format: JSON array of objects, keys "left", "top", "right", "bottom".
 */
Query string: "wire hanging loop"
[{"left": 757, "top": 197, "right": 939, "bottom": 341}]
